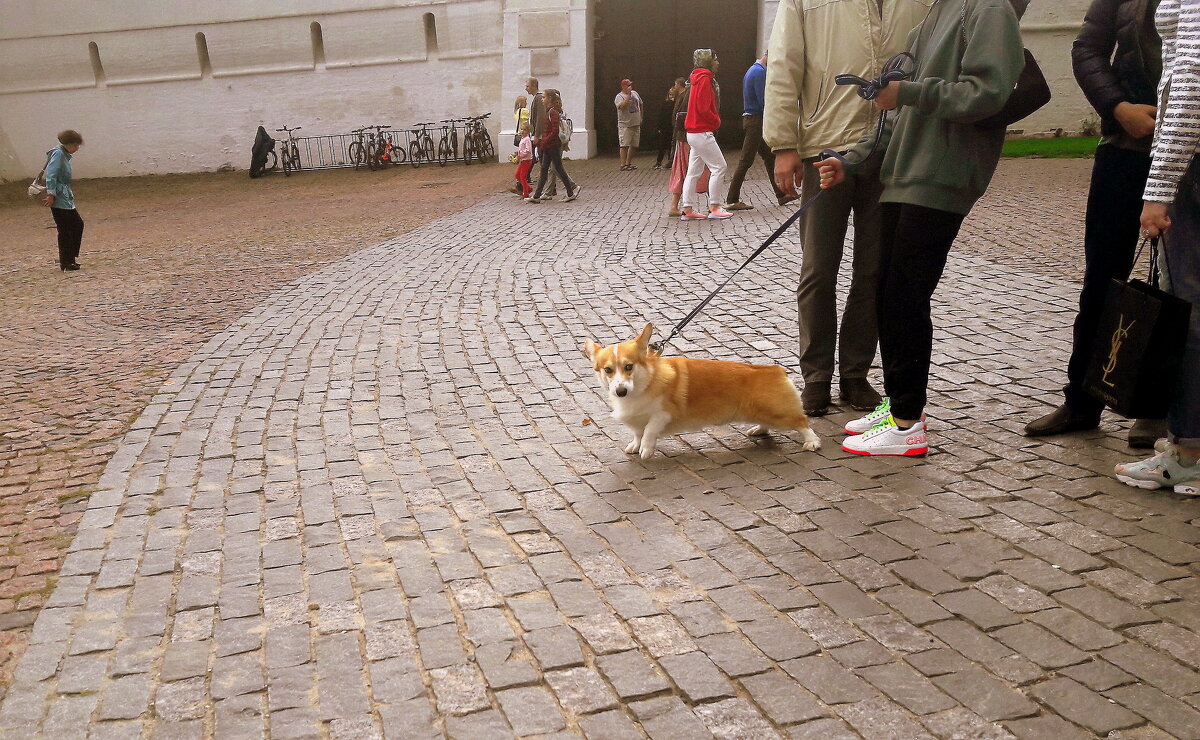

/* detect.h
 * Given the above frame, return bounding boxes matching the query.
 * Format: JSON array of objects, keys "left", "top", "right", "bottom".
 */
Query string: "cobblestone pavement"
[
  {"left": 4, "top": 157, "right": 1200, "bottom": 738},
  {"left": 0, "top": 164, "right": 507, "bottom": 691}
]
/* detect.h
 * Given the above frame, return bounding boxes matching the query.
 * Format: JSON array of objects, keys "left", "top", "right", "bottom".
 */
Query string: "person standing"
[
  {"left": 1113, "top": 0, "right": 1200, "bottom": 493},
  {"left": 41, "top": 130, "right": 85, "bottom": 272},
  {"left": 816, "top": 0, "right": 1025, "bottom": 455},
  {"left": 766, "top": 0, "right": 932, "bottom": 415},
  {"left": 1024, "top": 0, "right": 1166, "bottom": 448},
  {"left": 515, "top": 122, "right": 534, "bottom": 198},
  {"left": 526, "top": 89, "right": 581, "bottom": 203},
  {"left": 616, "top": 79, "right": 644, "bottom": 170},
  {"left": 680, "top": 49, "right": 732, "bottom": 221},
  {"left": 726, "top": 53, "right": 792, "bottom": 211},
  {"left": 654, "top": 78, "right": 686, "bottom": 169}
]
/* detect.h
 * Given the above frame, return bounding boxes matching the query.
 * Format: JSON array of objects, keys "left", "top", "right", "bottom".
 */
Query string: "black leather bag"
[
  {"left": 1084, "top": 240, "right": 1193, "bottom": 418},
  {"left": 977, "top": 48, "right": 1052, "bottom": 128}
]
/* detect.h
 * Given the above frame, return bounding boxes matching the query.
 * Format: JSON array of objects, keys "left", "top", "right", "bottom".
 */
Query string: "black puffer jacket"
[{"left": 1072, "top": 0, "right": 1162, "bottom": 138}]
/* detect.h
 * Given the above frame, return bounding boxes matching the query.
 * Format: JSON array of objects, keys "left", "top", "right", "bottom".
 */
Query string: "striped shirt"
[{"left": 1145, "top": 0, "right": 1200, "bottom": 202}]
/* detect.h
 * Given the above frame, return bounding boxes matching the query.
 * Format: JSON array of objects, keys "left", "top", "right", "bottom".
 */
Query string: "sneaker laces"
[{"left": 862, "top": 415, "right": 897, "bottom": 439}]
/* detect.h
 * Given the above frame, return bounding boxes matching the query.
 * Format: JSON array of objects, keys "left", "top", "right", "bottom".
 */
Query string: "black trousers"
[
  {"left": 726, "top": 115, "right": 785, "bottom": 204},
  {"left": 878, "top": 202, "right": 965, "bottom": 421},
  {"left": 532, "top": 147, "right": 575, "bottom": 199},
  {"left": 1064, "top": 144, "right": 1152, "bottom": 416},
  {"left": 51, "top": 207, "right": 84, "bottom": 267}
]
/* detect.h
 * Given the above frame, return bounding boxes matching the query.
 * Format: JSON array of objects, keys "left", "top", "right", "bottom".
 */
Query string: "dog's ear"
[
  {"left": 635, "top": 323, "right": 654, "bottom": 354},
  {"left": 583, "top": 339, "right": 598, "bottom": 361}
]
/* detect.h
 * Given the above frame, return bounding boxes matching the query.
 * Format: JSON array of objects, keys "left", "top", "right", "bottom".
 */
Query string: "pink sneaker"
[
  {"left": 680, "top": 210, "right": 708, "bottom": 221},
  {"left": 708, "top": 208, "right": 733, "bottom": 220}
]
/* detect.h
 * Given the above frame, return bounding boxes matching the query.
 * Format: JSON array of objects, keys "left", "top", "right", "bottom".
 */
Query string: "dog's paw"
[
  {"left": 748, "top": 425, "right": 770, "bottom": 437},
  {"left": 624, "top": 440, "right": 640, "bottom": 454},
  {"left": 800, "top": 430, "right": 821, "bottom": 451},
  {"left": 638, "top": 443, "right": 657, "bottom": 460}
]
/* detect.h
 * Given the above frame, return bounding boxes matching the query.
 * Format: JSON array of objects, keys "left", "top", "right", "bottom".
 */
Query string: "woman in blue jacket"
[{"left": 40, "top": 130, "right": 85, "bottom": 272}]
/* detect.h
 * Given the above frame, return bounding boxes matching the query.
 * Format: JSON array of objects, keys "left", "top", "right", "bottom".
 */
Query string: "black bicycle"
[
  {"left": 437, "top": 119, "right": 464, "bottom": 167},
  {"left": 275, "top": 125, "right": 302, "bottom": 176},
  {"left": 348, "top": 127, "right": 371, "bottom": 170},
  {"left": 462, "top": 113, "right": 494, "bottom": 164},
  {"left": 407, "top": 123, "right": 436, "bottom": 168}
]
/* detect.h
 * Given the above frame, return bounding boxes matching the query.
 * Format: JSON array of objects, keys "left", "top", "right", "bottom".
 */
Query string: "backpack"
[{"left": 559, "top": 114, "right": 573, "bottom": 146}]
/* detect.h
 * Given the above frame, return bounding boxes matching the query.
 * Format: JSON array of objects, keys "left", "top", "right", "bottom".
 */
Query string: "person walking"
[
  {"left": 667, "top": 81, "right": 711, "bottom": 217},
  {"left": 616, "top": 79, "right": 644, "bottom": 170},
  {"left": 766, "top": 0, "right": 932, "bottom": 416},
  {"left": 515, "top": 122, "right": 534, "bottom": 198},
  {"left": 654, "top": 78, "right": 686, "bottom": 169},
  {"left": 726, "top": 53, "right": 792, "bottom": 211},
  {"left": 526, "top": 89, "right": 581, "bottom": 204},
  {"left": 1024, "top": 0, "right": 1166, "bottom": 448},
  {"left": 815, "top": 0, "right": 1025, "bottom": 455},
  {"left": 1113, "top": 0, "right": 1200, "bottom": 493},
  {"left": 40, "top": 130, "right": 85, "bottom": 272},
  {"left": 680, "top": 49, "right": 732, "bottom": 221},
  {"left": 526, "top": 78, "right": 558, "bottom": 198}
]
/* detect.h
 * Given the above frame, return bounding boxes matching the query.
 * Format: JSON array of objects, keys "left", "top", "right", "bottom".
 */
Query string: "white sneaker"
[
  {"left": 844, "top": 398, "right": 891, "bottom": 435},
  {"left": 842, "top": 416, "right": 928, "bottom": 456}
]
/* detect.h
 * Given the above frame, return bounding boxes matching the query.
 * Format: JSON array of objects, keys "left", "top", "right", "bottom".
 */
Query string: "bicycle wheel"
[
  {"left": 450, "top": 132, "right": 459, "bottom": 161},
  {"left": 391, "top": 142, "right": 407, "bottom": 165},
  {"left": 348, "top": 141, "right": 365, "bottom": 170},
  {"left": 422, "top": 135, "right": 435, "bottom": 163},
  {"left": 288, "top": 143, "right": 302, "bottom": 172},
  {"left": 481, "top": 131, "right": 495, "bottom": 159},
  {"left": 408, "top": 140, "right": 422, "bottom": 169},
  {"left": 437, "top": 140, "right": 450, "bottom": 167},
  {"left": 463, "top": 137, "right": 477, "bottom": 165}
]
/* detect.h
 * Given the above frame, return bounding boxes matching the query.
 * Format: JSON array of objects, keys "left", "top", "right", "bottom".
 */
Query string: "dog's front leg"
[
  {"left": 624, "top": 426, "right": 644, "bottom": 455},
  {"left": 638, "top": 414, "right": 670, "bottom": 460}
]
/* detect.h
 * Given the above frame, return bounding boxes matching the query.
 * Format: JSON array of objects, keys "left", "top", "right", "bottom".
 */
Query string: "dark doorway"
[{"left": 593, "top": 0, "right": 760, "bottom": 154}]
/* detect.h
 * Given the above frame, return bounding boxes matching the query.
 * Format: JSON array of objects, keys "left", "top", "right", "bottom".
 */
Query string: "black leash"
[{"left": 650, "top": 53, "right": 916, "bottom": 355}]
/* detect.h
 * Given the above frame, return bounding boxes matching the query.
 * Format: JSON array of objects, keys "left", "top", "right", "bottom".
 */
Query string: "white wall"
[{"left": 0, "top": 0, "right": 505, "bottom": 180}]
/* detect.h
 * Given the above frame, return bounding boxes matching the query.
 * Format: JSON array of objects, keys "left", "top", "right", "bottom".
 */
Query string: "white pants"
[{"left": 682, "top": 131, "right": 727, "bottom": 209}]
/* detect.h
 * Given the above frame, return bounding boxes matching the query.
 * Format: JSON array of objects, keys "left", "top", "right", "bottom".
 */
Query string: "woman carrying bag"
[
  {"left": 41, "top": 130, "right": 85, "bottom": 272},
  {"left": 1115, "top": 0, "right": 1200, "bottom": 493}
]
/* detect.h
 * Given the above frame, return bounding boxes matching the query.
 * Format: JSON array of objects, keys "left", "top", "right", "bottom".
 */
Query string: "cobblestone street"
[{"left": 3, "top": 158, "right": 1199, "bottom": 738}]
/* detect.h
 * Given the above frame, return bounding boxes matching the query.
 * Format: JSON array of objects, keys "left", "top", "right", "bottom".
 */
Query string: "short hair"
[
  {"left": 58, "top": 130, "right": 83, "bottom": 146},
  {"left": 526, "top": 77, "right": 540, "bottom": 90}
]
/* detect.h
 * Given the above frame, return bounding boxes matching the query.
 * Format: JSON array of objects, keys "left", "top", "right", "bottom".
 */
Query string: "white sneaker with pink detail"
[{"left": 842, "top": 416, "right": 929, "bottom": 456}]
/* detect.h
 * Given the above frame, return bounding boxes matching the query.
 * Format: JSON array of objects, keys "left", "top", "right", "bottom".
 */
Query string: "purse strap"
[
  {"left": 34, "top": 151, "right": 52, "bottom": 183},
  {"left": 1132, "top": 236, "right": 1161, "bottom": 286}
]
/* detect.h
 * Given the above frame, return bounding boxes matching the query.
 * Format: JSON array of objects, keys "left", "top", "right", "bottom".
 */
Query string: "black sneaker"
[{"left": 802, "top": 381, "right": 832, "bottom": 416}]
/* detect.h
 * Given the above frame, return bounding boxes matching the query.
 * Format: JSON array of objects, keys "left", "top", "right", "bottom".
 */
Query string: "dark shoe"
[
  {"left": 1023, "top": 404, "right": 1100, "bottom": 437},
  {"left": 779, "top": 194, "right": 801, "bottom": 206},
  {"left": 802, "top": 381, "right": 832, "bottom": 416},
  {"left": 60, "top": 263, "right": 80, "bottom": 272},
  {"left": 840, "top": 377, "right": 882, "bottom": 411},
  {"left": 726, "top": 201, "right": 755, "bottom": 211},
  {"left": 1129, "top": 418, "right": 1167, "bottom": 449}
]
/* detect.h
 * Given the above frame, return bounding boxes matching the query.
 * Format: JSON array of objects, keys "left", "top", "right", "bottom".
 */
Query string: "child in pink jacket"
[{"left": 515, "top": 122, "right": 534, "bottom": 198}]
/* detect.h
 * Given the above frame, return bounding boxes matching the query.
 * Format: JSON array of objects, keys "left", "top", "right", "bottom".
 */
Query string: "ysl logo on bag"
[{"left": 1101, "top": 314, "right": 1136, "bottom": 388}]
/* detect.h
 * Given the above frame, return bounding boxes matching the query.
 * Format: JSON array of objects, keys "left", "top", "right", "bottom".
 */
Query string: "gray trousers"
[
  {"left": 1164, "top": 171, "right": 1200, "bottom": 447},
  {"left": 795, "top": 153, "right": 885, "bottom": 384}
]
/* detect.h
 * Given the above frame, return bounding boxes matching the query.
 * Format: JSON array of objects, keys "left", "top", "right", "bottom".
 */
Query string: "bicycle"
[
  {"left": 436, "top": 119, "right": 462, "bottom": 167},
  {"left": 275, "top": 125, "right": 302, "bottom": 176},
  {"left": 348, "top": 127, "right": 371, "bottom": 170},
  {"left": 462, "top": 113, "right": 494, "bottom": 164},
  {"left": 407, "top": 123, "right": 436, "bottom": 168},
  {"left": 365, "top": 125, "right": 393, "bottom": 169},
  {"left": 379, "top": 129, "right": 407, "bottom": 166}
]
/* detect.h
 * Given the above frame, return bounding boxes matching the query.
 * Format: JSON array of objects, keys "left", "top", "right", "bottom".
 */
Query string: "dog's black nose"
[{"left": 615, "top": 387, "right": 628, "bottom": 397}]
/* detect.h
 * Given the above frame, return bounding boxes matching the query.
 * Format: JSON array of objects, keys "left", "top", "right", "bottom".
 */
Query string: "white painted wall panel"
[
  {"left": 204, "top": 17, "right": 316, "bottom": 76},
  {"left": 319, "top": 9, "right": 428, "bottom": 67},
  {"left": 0, "top": 36, "right": 95, "bottom": 94},
  {"left": 98, "top": 29, "right": 202, "bottom": 85}
]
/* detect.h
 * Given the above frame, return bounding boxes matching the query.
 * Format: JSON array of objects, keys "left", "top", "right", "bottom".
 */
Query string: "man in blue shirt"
[{"left": 727, "top": 53, "right": 792, "bottom": 210}]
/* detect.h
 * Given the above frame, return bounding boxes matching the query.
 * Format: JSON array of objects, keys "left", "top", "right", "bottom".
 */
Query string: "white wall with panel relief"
[{"left": 1, "top": 0, "right": 1099, "bottom": 179}]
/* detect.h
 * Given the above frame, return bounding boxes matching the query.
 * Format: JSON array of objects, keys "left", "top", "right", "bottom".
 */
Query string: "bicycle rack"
[{"left": 262, "top": 117, "right": 491, "bottom": 174}]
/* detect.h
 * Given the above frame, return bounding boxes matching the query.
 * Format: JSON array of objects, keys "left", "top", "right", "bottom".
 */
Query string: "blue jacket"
[
  {"left": 44, "top": 145, "right": 75, "bottom": 210},
  {"left": 742, "top": 60, "right": 766, "bottom": 116}
]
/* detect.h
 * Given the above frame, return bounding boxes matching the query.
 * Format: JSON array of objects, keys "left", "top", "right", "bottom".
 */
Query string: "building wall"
[
  {"left": 1, "top": 0, "right": 1099, "bottom": 181},
  {"left": 0, "top": 0, "right": 505, "bottom": 180}
]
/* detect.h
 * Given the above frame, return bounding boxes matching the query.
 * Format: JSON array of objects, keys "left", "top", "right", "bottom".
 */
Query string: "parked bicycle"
[
  {"left": 437, "top": 119, "right": 463, "bottom": 167},
  {"left": 379, "top": 129, "right": 407, "bottom": 167},
  {"left": 275, "top": 125, "right": 302, "bottom": 176},
  {"left": 407, "top": 123, "right": 437, "bottom": 169},
  {"left": 462, "top": 113, "right": 494, "bottom": 164}
]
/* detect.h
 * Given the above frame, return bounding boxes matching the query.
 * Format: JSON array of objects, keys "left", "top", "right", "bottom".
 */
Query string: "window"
[
  {"left": 310, "top": 22, "right": 326, "bottom": 69},
  {"left": 196, "top": 32, "right": 213, "bottom": 78},
  {"left": 88, "top": 41, "right": 106, "bottom": 86},
  {"left": 424, "top": 13, "right": 438, "bottom": 57}
]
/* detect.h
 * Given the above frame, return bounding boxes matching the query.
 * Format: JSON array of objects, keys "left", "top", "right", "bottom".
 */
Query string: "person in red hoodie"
[
  {"left": 526, "top": 89, "right": 581, "bottom": 203},
  {"left": 681, "top": 49, "right": 732, "bottom": 220}
]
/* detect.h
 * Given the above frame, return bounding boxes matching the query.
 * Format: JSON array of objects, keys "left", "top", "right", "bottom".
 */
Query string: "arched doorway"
[{"left": 592, "top": 0, "right": 760, "bottom": 155}]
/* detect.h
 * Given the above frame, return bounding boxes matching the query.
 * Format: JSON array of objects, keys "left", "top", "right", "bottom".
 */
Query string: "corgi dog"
[{"left": 583, "top": 323, "right": 821, "bottom": 459}]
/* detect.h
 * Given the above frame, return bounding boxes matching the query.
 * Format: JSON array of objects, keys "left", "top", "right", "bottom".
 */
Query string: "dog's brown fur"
[{"left": 583, "top": 323, "right": 820, "bottom": 458}]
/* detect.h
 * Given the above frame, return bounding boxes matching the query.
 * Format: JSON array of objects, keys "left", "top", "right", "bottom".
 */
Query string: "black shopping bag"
[{"left": 1084, "top": 254, "right": 1192, "bottom": 419}]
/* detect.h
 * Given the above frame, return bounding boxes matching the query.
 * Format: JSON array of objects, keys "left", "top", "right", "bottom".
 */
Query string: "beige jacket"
[{"left": 765, "top": 0, "right": 935, "bottom": 158}]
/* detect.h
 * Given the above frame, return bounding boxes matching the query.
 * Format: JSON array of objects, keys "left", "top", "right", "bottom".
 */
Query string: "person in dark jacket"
[
  {"left": 1024, "top": 0, "right": 1164, "bottom": 447},
  {"left": 525, "top": 89, "right": 581, "bottom": 203},
  {"left": 654, "top": 78, "right": 686, "bottom": 169}
]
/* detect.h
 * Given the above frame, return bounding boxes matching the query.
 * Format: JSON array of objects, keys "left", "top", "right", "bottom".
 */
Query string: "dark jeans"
[
  {"left": 532, "top": 147, "right": 575, "bottom": 199},
  {"left": 1065, "top": 144, "right": 1152, "bottom": 417},
  {"left": 1164, "top": 162, "right": 1200, "bottom": 447},
  {"left": 655, "top": 129, "right": 674, "bottom": 167},
  {"left": 878, "top": 202, "right": 965, "bottom": 421},
  {"left": 51, "top": 207, "right": 83, "bottom": 267},
  {"left": 726, "top": 115, "right": 784, "bottom": 204}
]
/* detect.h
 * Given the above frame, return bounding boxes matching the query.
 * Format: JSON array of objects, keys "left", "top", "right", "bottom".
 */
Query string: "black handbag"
[
  {"left": 1084, "top": 238, "right": 1193, "bottom": 419},
  {"left": 977, "top": 48, "right": 1052, "bottom": 128}
]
